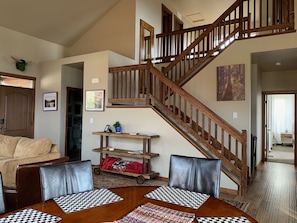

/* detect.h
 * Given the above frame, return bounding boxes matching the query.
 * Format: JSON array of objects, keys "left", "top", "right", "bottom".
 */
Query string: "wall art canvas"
[{"left": 217, "top": 64, "right": 245, "bottom": 101}]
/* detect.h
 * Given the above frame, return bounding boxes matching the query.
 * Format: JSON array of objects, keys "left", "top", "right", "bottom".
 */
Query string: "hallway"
[
  {"left": 268, "top": 145, "right": 294, "bottom": 165},
  {"left": 222, "top": 162, "right": 297, "bottom": 222}
]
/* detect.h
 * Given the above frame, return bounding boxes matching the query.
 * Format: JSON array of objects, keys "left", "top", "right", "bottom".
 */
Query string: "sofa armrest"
[
  {"left": 4, "top": 156, "right": 69, "bottom": 212},
  {"left": 0, "top": 152, "right": 61, "bottom": 188}
]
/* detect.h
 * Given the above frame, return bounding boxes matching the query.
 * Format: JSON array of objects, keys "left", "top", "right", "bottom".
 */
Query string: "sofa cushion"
[
  {"left": 0, "top": 135, "right": 21, "bottom": 158},
  {"left": 14, "top": 138, "right": 52, "bottom": 158}
]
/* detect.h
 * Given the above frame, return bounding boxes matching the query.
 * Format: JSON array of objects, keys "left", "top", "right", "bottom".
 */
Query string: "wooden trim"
[{"left": 262, "top": 91, "right": 297, "bottom": 167}]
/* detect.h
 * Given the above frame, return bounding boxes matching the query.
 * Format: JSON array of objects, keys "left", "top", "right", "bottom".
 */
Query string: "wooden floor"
[{"left": 221, "top": 162, "right": 297, "bottom": 223}]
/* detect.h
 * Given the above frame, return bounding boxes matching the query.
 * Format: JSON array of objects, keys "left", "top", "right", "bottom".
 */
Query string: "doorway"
[
  {"left": 263, "top": 92, "right": 296, "bottom": 166},
  {"left": 139, "top": 19, "right": 154, "bottom": 63},
  {"left": 65, "top": 87, "right": 83, "bottom": 161},
  {"left": 0, "top": 73, "right": 35, "bottom": 138}
]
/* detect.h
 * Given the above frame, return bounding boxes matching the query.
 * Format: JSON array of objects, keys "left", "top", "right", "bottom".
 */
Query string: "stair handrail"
[
  {"left": 147, "top": 62, "right": 248, "bottom": 195},
  {"left": 161, "top": 0, "right": 244, "bottom": 85}
]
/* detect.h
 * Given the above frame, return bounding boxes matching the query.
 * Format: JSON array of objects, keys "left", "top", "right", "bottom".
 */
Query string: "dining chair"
[
  {"left": 65, "top": 160, "right": 93, "bottom": 194},
  {"left": 40, "top": 160, "right": 94, "bottom": 201},
  {"left": 0, "top": 172, "right": 6, "bottom": 214},
  {"left": 39, "top": 163, "right": 68, "bottom": 201},
  {"left": 168, "top": 154, "right": 221, "bottom": 198}
]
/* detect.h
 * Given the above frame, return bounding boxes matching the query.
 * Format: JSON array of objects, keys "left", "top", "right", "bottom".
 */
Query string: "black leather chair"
[
  {"left": 65, "top": 160, "right": 93, "bottom": 194},
  {"left": 40, "top": 160, "right": 93, "bottom": 201},
  {"left": 168, "top": 154, "right": 221, "bottom": 198},
  {"left": 0, "top": 173, "right": 5, "bottom": 214},
  {"left": 4, "top": 157, "right": 69, "bottom": 212}
]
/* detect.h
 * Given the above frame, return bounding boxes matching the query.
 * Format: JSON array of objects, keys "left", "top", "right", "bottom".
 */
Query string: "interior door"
[
  {"left": 0, "top": 85, "right": 34, "bottom": 138},
  {"left": 65, "top": 87, "right": 83, "bottom": 161},
  {"left": 263, "top": 94, "right": 269, "bottom": 161}
]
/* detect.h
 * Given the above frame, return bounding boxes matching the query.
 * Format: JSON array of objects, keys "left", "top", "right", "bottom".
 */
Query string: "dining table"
[{"left": 0, "top": 186, "right": 258, "bottom": 223}]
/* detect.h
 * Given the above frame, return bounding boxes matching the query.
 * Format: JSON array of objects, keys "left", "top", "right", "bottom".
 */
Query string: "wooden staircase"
[{"left": 108, "top": 0, "right": 294, "bottom": 195}]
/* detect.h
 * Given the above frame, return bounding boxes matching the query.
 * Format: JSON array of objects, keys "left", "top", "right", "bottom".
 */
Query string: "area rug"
[{"left": 92, "top": 170, "right": 249, "bottom": 211}]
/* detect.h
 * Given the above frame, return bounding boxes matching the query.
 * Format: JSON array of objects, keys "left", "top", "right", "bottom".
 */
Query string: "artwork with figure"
[{"left": 217, "top": 64, "right": 245, "bottom": 101}]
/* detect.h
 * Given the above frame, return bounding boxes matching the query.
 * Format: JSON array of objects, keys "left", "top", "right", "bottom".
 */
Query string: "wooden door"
[
  {"left": 0, "top": 86, "right": 34, "bottom": 138},
  {"left": 161, "top": 4, "right": 173, "bottom": 62},
  {"left": 65, "top": 87, "right": 82, "bottom": 161}
]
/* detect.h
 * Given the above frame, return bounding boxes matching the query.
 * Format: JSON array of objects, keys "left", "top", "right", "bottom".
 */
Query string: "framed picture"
[
  {"left": 217, "top": 64, "right": 245, "bottom": 101},
  {"left": 85, "top": 90, "right": 105, "bottom": 111},
  {"left": 43, "top": 92, "right": 58, "bottom": 111}
]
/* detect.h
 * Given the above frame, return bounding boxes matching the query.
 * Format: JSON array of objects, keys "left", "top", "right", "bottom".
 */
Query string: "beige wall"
[
  {"left": 0, "top": 26, "right": 65, "bottom": 76},
  {"left": 262, "top": 70, "right": 297, "bottom": 91},
  {"left": 67, "top": 0, "right": 136, "bottom": 59},
  {"left": 183, "top": 31, "right": 297, "bottom": 168},
  {"left": 2, "top": 0, "right": 297, "bottom": 192}
]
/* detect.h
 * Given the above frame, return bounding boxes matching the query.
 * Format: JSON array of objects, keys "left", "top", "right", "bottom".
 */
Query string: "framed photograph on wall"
[
  {"left": 43, "top": 92, "right": 58, "bottom": 111},
  {"left": 217, "top": 64, "right": 245, "bottom": 101},
  {"left": 85, "top": 90, "right": 105, "bottom": 111}
]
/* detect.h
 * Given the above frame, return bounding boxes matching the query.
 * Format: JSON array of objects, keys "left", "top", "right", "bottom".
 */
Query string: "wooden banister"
[{"left": 107, "top": 0, "right": 295, "bottom": 195}]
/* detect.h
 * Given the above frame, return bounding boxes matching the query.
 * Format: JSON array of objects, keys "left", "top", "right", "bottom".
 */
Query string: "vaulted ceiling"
[{"left": 0, "top": 0, "right": 296, "bottom": 72}]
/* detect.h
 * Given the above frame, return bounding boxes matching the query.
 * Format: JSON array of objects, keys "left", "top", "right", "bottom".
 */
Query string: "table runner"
[
  {"left": 114, "top": 202, "right": 195, "bottom": 223},
  {"left": 54, "top": 188, "right": 123, "bottom": 213},
  {"left": 197, "top": 216, "right": 251, "bottom": 223},
  {"left": 145, "top": 186, "right": 210, "bottom": 209},
  {"left": 0, "top": 208, "right": 61, "bottom": 223}
]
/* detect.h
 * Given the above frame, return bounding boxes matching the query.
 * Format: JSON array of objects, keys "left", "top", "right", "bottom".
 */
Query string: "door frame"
[
  {"left": 0, "top": 72, "right": 35, "bottom": 138},
  {"left": 139, "top": 19, "right": 154, "bottom": 63},
  {"left": 262, "top": 90, "right": 297, "bottom": 166}
]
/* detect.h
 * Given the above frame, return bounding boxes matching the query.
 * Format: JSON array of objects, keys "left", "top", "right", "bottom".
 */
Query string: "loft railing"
[
  {"left": 155, "top": 0, "right": 294, "bottom": 85},
  {"left": 109, "top": 62, "right": 248, "bottom": 195}
]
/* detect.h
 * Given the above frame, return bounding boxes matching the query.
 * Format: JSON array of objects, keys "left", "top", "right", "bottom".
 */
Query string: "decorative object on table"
[
  {"left": 104, "top": 124, "right": 112, "bottom": 133},
  {"left": 113, "top": 121, "right": 121, "bottom": 133},
  {"left": 11, "top": 56, "right": 30, "bottom": 72},
  {"left": 114, "top": 202, "right": 195, "bottom": 223},
  {"left": 85, "top": 90, "right": 105, "bottom": 111},
  {"left": 43, "top": 92, "right": 58, "bottom": 111}
]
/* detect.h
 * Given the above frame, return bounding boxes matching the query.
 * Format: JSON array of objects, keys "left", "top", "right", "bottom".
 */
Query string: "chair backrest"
[
  {"left": 168, "top": 154, "right": 221, "bottom": 198},
  {"left": 65, "top": 160, "right": 93, "bottom": 194},
  {"left": 15, "top": 157, "right": 69, "bottom": 208},
  {"left": 0, "top": 173, "right": 5, "bottom": 214},
  {"left": 39, "top": 160, "right": 93, "bottom": 201},
  {"left": 40, "top": 163, "right": 68, "bottom": 201}
]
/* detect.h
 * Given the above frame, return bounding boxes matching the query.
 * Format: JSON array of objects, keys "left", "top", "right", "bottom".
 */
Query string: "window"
[{"left": 0, "top": 75, "right": 34, "bottom": 89}]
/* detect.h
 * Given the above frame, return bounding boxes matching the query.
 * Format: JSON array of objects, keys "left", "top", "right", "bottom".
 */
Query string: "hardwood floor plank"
[{"left": 221, "top": 162, "right": 297, "bottom": 222}]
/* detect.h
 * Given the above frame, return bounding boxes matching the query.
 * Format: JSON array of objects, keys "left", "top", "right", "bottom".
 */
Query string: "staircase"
[{"left": 108, "top": 0, "right": 295, "bottom": 195}]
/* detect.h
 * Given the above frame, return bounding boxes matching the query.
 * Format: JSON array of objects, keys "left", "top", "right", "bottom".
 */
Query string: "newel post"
[
  {"left": 145, "top": 60, "right": 152, "bottom": 105},
  {"left": 241, "top": 129, "right": 247, "bottom": 195}
]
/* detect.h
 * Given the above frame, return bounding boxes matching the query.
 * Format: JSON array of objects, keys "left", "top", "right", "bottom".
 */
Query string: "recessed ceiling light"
[{"left": 275, "top": 62, "right": 281, "bottom": 66}]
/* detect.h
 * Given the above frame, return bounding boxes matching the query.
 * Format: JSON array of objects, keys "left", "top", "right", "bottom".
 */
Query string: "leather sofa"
[
  {"left": 3, "top": 157, "right": 69, "bottom": 212},
  {"left": 0, "top": 134, "right": 61, "bottom": 188}
]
